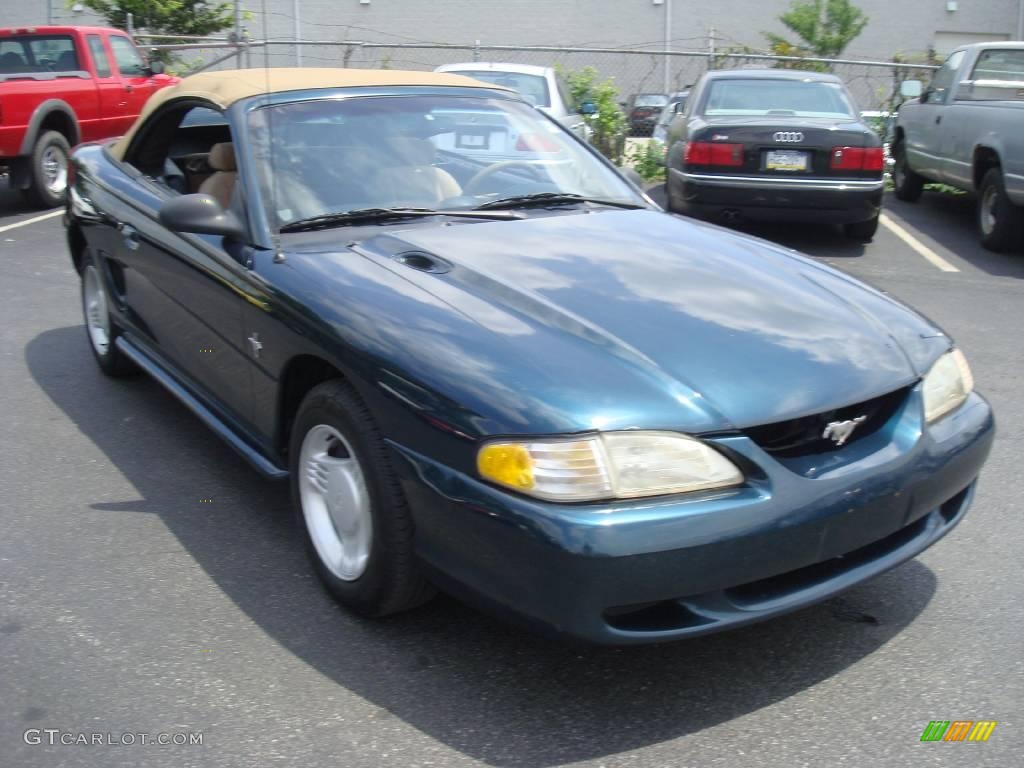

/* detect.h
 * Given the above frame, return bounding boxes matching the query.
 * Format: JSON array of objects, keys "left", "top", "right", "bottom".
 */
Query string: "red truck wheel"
[{"left": 25, "top": 131, "right": 71, "bottom": 208}]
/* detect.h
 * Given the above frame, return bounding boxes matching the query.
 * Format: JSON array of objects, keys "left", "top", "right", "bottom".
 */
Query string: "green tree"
[
  {"left": 765, "top": 0, "right": 869, "bottom": 71},
  {"left": 76, "top": 1, "right": 235, "bottom": 45},
  {"left": 558, "top": 65, "right": 627, "bottom": 162}
]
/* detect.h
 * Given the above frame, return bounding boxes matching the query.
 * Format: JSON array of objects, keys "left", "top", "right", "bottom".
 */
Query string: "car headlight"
[
  {"left": 922, "top": 349, "right": 974, "bottom": 423},
  {"left": 477, "top": 431, "right": 743, "bottom": 503}
]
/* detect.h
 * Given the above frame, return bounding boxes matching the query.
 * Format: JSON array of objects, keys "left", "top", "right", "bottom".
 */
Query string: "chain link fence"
[{"left": 144, "top": 38, "right": 937, "bottom": 116}]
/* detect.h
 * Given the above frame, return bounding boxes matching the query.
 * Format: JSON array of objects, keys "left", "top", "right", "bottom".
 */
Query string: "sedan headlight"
[
  {"left": 477, "top": 431, "right": 743, "bottom": 503},
  {"left": 922, "top": 349, "right": 974, "bottom": 423}
]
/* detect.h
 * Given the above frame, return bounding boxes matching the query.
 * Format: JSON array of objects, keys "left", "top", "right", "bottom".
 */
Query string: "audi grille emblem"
[{"left": 773, "top": 131, "right": 804, "bottom": 143}]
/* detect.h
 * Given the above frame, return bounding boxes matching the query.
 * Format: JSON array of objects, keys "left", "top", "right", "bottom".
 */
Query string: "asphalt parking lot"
[{"left": 1, "top": 185, "right": 1021, "bottom": 768}]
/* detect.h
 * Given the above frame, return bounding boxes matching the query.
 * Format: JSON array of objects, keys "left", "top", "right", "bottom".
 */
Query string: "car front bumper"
[
  {"left": 391, "top": 388, "right": 993, "bottom": 644},
  {"left": 671, "top": 169, "right": 884, "bottom": 224}
]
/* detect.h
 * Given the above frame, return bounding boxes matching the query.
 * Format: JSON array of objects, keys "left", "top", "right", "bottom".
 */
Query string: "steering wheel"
[{"left": 463, "top": 161, "right": 544, "bottom": 196}]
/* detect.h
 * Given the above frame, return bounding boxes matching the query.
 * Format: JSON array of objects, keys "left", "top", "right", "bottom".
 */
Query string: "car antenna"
[{"left": 261, "top": 0, "right": 286, "bottom": 263}]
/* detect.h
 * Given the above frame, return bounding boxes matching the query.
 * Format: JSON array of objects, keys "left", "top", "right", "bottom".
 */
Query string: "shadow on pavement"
[
  {"left": 646, "top": 183, "right": 869, "bottom": 259},
  {"left": 885, "top": 190, "right": 1024, "bottom": 279},
  {"left": 27, "top": 325, "right": 938, "bottom": 767}
]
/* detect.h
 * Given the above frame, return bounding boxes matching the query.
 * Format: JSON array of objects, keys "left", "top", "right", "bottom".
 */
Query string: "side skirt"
[{"left": 115, "top": 335, "right": 289, "bottom": 480}]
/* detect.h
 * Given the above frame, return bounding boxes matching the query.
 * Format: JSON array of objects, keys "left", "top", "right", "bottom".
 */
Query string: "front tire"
[
  {"left": 977, "top": 167, "right": 1024, "bottom": 252},
  {"left": 81, "top": 254, "right": 136, "bottom": 377},
  {"left": 25, "top": 131, "right": 70, "bottom": 208},
  {"left": 290, "top": 380, "right": 434, "bottom": 617},
  {"left": 892, "top": 141, "right": 924, "bottom": 203},
  {"left": 844, "top": 214, "right": 880, "bottom": 243}
]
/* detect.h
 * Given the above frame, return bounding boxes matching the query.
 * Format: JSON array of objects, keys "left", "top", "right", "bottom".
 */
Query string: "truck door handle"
[
  {"left": 124, "top": 84, "right": 134, "bottom": 92},
  {"left": 935, "top": 115, "right": 942, "bottom": 124},
  {"left": 119, "top": 223, "right": 140, "bottom": 251}
]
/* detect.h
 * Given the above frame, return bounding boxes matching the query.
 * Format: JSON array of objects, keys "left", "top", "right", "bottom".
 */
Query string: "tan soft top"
[{"left": 111, "top": 67, "right": 509, "bottom": 160}]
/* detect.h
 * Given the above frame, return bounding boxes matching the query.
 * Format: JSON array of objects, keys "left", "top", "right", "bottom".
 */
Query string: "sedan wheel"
[
  {"left": 289, "top": 380, "right": 435, "bottom": 616},
  {"left": 83, "top": 265, "right": 111, "bottom": 357},
  {"left": 80, "top": 254, "right": 135, "bottom": 377},
  {"left": 299, "top": 424, "right": 373, "bottom": 581}
]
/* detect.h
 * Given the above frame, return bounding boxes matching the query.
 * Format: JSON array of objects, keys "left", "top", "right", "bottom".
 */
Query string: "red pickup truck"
[{"left": 1, "top": 26, "right": 177, "bottom": 206}]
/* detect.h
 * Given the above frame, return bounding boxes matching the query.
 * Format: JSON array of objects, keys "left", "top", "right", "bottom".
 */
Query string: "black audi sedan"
[{"left": 663, "top": 69, "right": 884, "bottom": 241}]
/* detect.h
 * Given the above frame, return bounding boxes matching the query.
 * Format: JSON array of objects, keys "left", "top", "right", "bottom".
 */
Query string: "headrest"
[
  {"left": 385, "top": 137, "right": 436, "bottom": 166},
  {"left": 208, "top": 142, "right": 236, "bottom": 171}
]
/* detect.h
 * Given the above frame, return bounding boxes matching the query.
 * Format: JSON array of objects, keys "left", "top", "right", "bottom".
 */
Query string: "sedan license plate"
[
  {"left": 766, "top": 149, "right": 809, "bottom": 172},
  {"left": 457, "top": 131, "right": 490, "bottom": 150}
]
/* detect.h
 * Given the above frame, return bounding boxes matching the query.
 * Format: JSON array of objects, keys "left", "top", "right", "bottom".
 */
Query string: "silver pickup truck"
[{"left": 894, "top": 42, "right": 1023, "bottom": 251}]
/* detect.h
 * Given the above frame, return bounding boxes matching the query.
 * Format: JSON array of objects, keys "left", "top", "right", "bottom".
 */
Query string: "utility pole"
[
  {"left": 662, "top": 0, "right": 672, "bottom": 94},
  {"left": 293, "top": 0, "right": 302, "bottom": 65},
  {"left": 236, "top": 2, "right": 243, "bottom": 67},
  {"left": 708, "top": 26, "right": 716, "bottom": 70}
]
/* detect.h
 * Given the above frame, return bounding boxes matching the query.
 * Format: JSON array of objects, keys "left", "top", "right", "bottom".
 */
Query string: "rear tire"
[
  {"left": 977, "top": 167, "right": 1024, "bottom": 252},
  {"left": 290, "top": 380, "right": 435, "bottom": 617},
  {"left": 25, "top": 131, "right": 70, "bottom": 208},
  {"left": 892, "top": 141, "right": 924, "bottom": 203},
  {"left": 844, "top": 215, "right": 880, "bottom": 243},
  {"left": 81, "top": 253, "right": 136, "bottom": 377}
]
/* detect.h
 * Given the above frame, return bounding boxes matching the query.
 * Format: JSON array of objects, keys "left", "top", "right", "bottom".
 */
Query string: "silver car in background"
[{"left": 434, "top": 62, "right": 589, "bottom": 141}]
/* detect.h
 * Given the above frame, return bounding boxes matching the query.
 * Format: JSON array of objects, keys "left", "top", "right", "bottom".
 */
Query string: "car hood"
[{"left": 295, "top": 210, "right": 947, "bottom": 434}]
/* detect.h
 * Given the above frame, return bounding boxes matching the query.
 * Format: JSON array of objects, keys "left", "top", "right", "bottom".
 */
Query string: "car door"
[
  {"left": 909, "top": 50, "right": 964, "bottom": 179},
  {"left": 83, "top": 33, "right": 127, "bottom": 141},
  {"left": 107, "top": 33, "right": 162, "bottom": 134},
  {"left": 110, "top": 107, "right": 259, "bottom": 437}
]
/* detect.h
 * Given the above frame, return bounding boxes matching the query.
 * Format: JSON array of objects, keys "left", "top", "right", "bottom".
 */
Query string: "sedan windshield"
[
  {"left": 249, "top": 94, "right": 642, "bottom": 229},
  {"left": 634, "top": 94, "right": 668, "bottom": 107},
  {"left": 703, "top": 79, "right": 856, "bottom": 119}
]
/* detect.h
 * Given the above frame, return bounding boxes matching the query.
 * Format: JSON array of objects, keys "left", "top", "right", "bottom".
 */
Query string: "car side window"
[
  {"left": 87, "top": 35, "right": 111, "bottom": 78},
  {"left": 927, "top": 50, "right": 964, "bottom": 104},
  {"left": 970, "top": 49, "right": 1024, "bottom": 81},
  {"left": 108, "top": 35, "right": 144, "bottom": 77}
]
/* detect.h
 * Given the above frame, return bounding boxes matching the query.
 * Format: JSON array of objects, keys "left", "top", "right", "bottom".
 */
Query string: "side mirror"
[
  {"left": 146, "top": 53, "right": 165, "bottom": 76},
  {"left": 159, "top": 194, "right": 246, "bottom": 240},
  {"left": 900, "top": 79, "right": 922, "bottom": 99},
  {"left": 579, "top": 100, "right": 597, "bottom": 115}
]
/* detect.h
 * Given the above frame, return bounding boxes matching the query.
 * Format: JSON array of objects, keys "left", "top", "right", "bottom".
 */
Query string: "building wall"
[
  {"left": 2, "top": 0, "right": 1019, "bottom": 62},
  {"left": 271, "top": 0, "right": 1020, "bottom": 59}
]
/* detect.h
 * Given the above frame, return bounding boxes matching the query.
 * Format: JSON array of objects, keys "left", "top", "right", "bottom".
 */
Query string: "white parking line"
[
  {"left": 879, "top": 213, "right": 960, "bottom": 273},
  {"left": 0, "top": 209, "right": 63, "bottom": 235}
]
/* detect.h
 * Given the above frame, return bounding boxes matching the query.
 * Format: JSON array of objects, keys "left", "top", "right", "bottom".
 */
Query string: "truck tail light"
[
  {"left": 684, "top": 141, "right": 744, "bottom": 167},
  {"left": 830, "top": 146, "right": 884, "bottom": 172}
]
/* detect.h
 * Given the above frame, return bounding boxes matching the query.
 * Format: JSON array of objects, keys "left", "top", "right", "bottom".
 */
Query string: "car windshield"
[
  {"left": 634, "top": 94, "right": 668, "bottom": 107},
  {"left": 703, "top": 79, "right": 856, "bottom": 119},
  {"left": 447, "top": 70, "right": 550, "bottom": 107},
  {"left": 248, "top": 94, "right": 642, "bottom": 229}
]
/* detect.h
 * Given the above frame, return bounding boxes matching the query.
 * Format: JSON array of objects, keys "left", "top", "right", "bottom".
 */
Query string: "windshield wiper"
[
  {"left": 474, "top": 193, "right": 647, "bottom": 211},
  {"left": 280, "top": 207, "right": 523, "bottom": 233}
]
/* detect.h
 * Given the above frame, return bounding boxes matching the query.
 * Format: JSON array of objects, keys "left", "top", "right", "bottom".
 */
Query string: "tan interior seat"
[
  {"left": 199, "top": 142, "right": 238, "bottom": 209},
  {"left": 371, "top": 138, "right": 461, "bottom": 207}
]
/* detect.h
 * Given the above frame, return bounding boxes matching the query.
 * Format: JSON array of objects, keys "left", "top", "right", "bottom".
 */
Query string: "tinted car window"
[
  {"left": 87, "top": 35, "right": 111, "bottom": 77},
  {"left": 0, "top": 35, "right": 79, "bottom": 73},
  {"left": 450, "top": 70, "right": 550, "bottom": 107},
  {"left": 970, "top": 49, "right": 1024, "bottom": 81},
  {"left": 703, "top": 79, "right": 855, "bottom": 119},
  {"left": 109, "top": 35, "right": 144, "bottom": 77}
]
